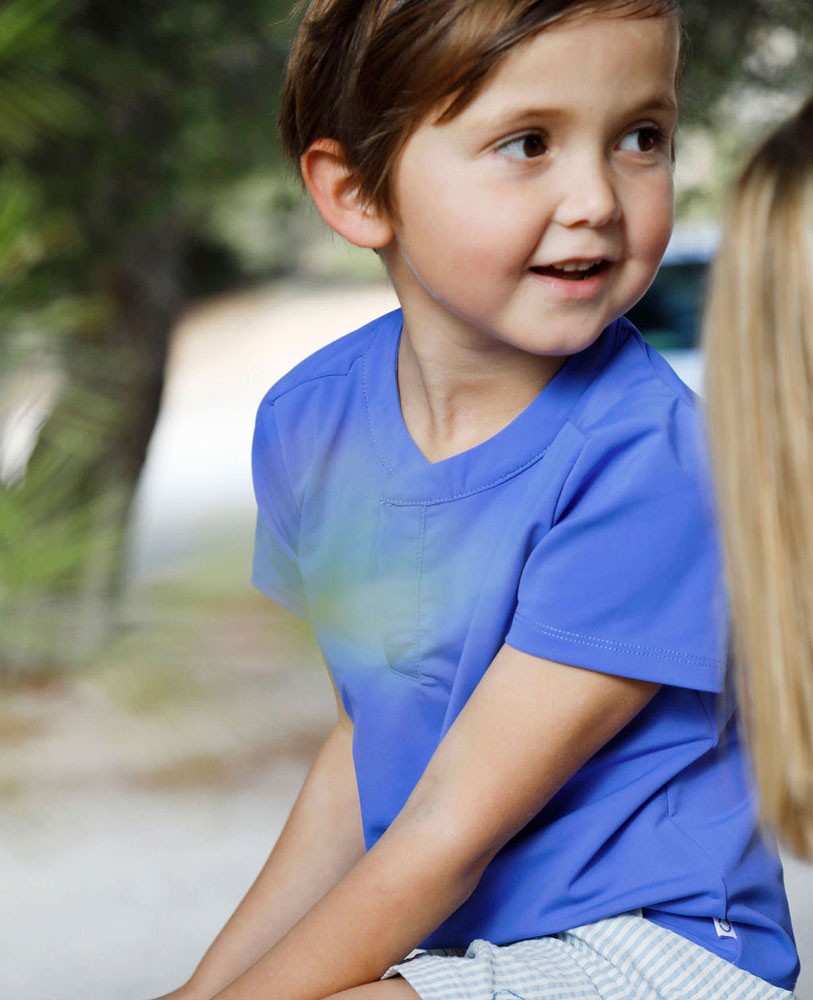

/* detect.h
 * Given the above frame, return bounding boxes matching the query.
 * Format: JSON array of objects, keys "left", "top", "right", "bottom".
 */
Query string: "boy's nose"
[{"left": 551, "top": 156, "right": 621, "bottom": 229}]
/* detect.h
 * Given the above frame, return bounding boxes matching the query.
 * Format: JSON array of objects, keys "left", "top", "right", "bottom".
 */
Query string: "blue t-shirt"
[{"left": 251, "top": 310, "right": 798, "bottom": 990}]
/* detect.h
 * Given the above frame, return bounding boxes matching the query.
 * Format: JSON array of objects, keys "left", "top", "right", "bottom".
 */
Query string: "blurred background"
[{"left": 0, "top": 2, "right": 811, "bottom": 997}]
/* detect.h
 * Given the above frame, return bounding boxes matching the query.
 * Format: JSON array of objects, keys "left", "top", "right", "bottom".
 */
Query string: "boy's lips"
[{"left": 527, "top": 257, "right": 616, "bottom": 300}]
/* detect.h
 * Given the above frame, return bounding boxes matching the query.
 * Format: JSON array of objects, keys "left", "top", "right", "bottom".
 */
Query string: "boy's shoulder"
[
  {"left": 559, "top": 319, "right": 711, "bottom": 495},
  {"left": 571, "top": 318, "right": 700, "bottom": 436},
  {"left": 259, "top": 308, "right": 401, "bottom": 409}
]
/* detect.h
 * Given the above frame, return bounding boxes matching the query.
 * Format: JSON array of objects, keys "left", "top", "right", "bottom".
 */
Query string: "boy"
[{"left": 153, "top": 2, "right": 798, "bottom": 998}]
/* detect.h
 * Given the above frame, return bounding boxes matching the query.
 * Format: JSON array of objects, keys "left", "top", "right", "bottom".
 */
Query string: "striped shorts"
[{"left": 383, "top": 911, "right": 795, "bottom": 1000}]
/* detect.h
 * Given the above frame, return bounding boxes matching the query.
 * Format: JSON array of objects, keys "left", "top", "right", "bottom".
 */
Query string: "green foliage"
[
  {"left": 0, "top": 2, "right": 107, "bottom": 672},
  {"left": 681, "top": 0, "right": 813, "bottom": 124},
  {"left": 0, "top": 0, "right": 301, "bottom": 674},
  {"left": 0, "top": 0, "right": 90, "bottom": 153},
  {"left": 676, "top": 0, "right": 812, "bottom": 216}
]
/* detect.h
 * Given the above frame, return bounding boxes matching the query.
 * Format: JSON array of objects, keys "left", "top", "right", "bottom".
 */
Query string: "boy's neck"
[{"left": 396, "top": 321, "right": 566, "bottom": 465}]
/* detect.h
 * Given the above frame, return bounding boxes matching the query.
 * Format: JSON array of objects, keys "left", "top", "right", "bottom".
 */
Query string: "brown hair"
[
  {"left": 279, "top": 0, "right": 682, "bottom": 216},
  {"left": 704, "top": 94, "right": 813, "bottom": 858}
]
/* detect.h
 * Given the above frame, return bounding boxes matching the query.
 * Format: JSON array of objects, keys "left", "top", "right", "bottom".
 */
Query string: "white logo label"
[{"left": 714, "top": 917, "right": 737, "bottom": 940}]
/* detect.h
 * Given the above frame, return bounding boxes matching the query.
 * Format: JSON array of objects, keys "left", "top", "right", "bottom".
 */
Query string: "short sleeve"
[
  {"left": 506, "top": 401, "right": 727, "bottom": 691},
  {"left": 251, "top": 397, "right": 308, "bottom": 617}
]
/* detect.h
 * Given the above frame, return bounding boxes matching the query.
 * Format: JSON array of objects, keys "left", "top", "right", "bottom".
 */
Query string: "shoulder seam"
[
  {"left": 551, "top": 420, "right": 587, "bottom": 522},
  {"left": 261, "top": 320, "right": 385, "bottom": 406},
  {"left": 265, "top": 363, "right": 360, "bottom": 406},
  {"left": 629, "top": 329, "right": 696, "bottom": 407}
]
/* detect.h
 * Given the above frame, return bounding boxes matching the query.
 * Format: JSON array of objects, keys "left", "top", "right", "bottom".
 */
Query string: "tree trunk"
[{"left": 0, "top": 226, "right": 185, "bottom": 676}]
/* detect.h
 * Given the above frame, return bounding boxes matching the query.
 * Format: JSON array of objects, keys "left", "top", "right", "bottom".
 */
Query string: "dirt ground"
[
  {"left": 0, "top": 557, "right": 335, "bottom": 1000},
  {"left": 2, "top": 281, "right": 811, "bottom": 999}
]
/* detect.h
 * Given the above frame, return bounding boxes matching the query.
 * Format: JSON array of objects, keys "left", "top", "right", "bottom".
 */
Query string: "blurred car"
[{"left": 625, "top": 224, "right": 718, "bottom": 394}]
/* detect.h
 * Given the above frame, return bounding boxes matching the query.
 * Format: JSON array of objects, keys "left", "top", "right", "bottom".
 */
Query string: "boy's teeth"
[
  {"left": 553, "top": 261, "right": 595, "bottom": 272},
  {"left": 530, "top": 260, "right": 606, "bottom": 280}
]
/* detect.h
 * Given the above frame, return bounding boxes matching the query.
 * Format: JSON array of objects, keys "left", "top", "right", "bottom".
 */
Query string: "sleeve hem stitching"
[{"left": 512, "top": 613, "right": 720, "bottom": 669}]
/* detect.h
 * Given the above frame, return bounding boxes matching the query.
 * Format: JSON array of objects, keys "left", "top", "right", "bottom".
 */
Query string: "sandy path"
[{"left": 128, "top": 280, "right": 399, "bottom": 579}]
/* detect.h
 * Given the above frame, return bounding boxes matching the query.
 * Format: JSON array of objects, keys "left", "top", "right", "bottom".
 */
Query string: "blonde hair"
[{"left": 704, "top": 94, "right": 813, "bottom": 858}]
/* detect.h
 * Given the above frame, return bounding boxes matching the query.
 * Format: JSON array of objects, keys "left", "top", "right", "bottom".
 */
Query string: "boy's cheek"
[{"left": 632, "top": 175, "right": 674, "bottom": 261}]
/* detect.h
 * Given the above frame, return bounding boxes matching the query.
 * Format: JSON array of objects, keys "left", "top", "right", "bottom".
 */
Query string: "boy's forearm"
[
  {"left": 207, "top": 646, "right": 658, "bottom": 1000},
  {"left": 178, "top": 719, "right": 365, "bottom": 1000},
  {"left": 210, "top": 810, "right": 485, "bottom": 1000}
]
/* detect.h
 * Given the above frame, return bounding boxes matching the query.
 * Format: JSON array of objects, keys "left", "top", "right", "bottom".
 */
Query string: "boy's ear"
[{"left": 301, "top": 139, "right": 393, "bottom": 249}]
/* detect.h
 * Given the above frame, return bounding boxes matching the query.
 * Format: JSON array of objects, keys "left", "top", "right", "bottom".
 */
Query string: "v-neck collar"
[{"left": 362, "top": 309, "right": 620, "bottom": 505}]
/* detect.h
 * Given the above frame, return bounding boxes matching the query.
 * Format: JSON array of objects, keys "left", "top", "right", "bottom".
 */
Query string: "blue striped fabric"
[{"left": 383, "top": 912, "right": 796, "bottom": 1000}]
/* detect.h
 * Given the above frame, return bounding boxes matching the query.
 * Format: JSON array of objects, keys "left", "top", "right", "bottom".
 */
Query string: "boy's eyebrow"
[
  {"left": 629, "top": 94, "right": 680, "bottom": 117},
  {"left": 466, "top": 93, "right": 679, "bottom": 133}
]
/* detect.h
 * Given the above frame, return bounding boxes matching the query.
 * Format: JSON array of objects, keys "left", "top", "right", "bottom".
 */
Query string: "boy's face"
[{"left": 381, "top": 12, "right": 679, "bottom": 362}]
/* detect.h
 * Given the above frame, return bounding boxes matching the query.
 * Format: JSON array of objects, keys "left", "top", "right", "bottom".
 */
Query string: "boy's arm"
[
  {"left": 209, "top": 644, "right": 659, "bottom": 1000},
  {"left": 154, "top": 680, "right": 364, "bottom": 1000}
]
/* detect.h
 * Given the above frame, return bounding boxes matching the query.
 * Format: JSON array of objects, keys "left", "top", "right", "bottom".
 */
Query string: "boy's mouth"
[{"left": 530, "top": 260, "right": 610, "bottom": 281}]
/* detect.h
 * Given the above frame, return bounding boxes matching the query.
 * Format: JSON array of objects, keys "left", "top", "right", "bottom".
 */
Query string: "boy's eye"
[
  {"left": 619, "top": 126, "right": 666, "bottom": 154},
  {"left": 497, "top": 132, "right": 547, "bottom": 160}
]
